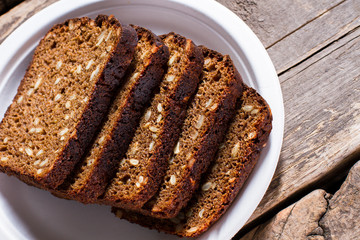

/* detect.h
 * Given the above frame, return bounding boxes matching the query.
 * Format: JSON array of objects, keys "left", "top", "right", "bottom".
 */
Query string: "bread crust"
[
  {"left": 0, "top": 18, "right": 273, "bottom": 238},
  {"left": 0, "top": 15, "right": 137, "bottom": 189},
  {"left": 54, "top": 25, "right": 170, "bottom": 202},
  {"left": 112, "top": 85, "right": 272, "bottom": 237},
  {"left": 133, "top": 46, "right": 243, "bottom": 218},
  {"left": 41, "top": 16, "right": 137, "bottom": 189},
  {"left": 100, "top": 32, "right": 204, "bottom": 209}
]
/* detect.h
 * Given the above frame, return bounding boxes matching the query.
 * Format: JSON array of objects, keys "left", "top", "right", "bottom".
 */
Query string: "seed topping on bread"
[
  {"left": 101, "top": 32, "right": 204, "bottom": 209},
  {"left": 113, "top": 85, "right": 272, "bottom": 237},
  {"left": 0, "top": 16, "right": 273, "bottom": 238},
  {"left": 0, "top": 15, "right": 137, "bottom": 189},
  {"left": 136, "top": 46, "right": 243, "bottom": 218},
  {"left": 52, "top": 25, "right": 169, "bottom": 202}
]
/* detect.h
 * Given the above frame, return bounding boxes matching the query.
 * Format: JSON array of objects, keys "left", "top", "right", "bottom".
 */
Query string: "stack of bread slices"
[{"left": 0, "top": 15, "right": 272, "bottom": 238}]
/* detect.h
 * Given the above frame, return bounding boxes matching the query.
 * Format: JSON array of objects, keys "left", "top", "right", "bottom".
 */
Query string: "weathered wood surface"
[
  {"left": 241, "top": 160, "right": 360, "bottom": 240},
  {"left": 217, "top": 0, "right": 357, "bottom": 74},
  {"left": 0, "top": 0, "right": 359, "bottom": 239},
  {"left": 241, "top": 189, "right": 329, "bottom": 240},
  {"left": 0, "top": 0, "right": 57, "bottom": 44},
  {"left": 241, "top": 4, "right": 360, "bottom": 234},
  {"left": 218, "top": 0, "right": 360, "bottom": 235},
  {"left": 269, "top": 0, "right": 360, "bottom": 74},
  {"left": 320, "top": 160, "right": 360, "bottom": 239}
]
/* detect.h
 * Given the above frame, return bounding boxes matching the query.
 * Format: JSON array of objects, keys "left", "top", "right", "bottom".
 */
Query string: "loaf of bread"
[
  {"left": 100, "top": 32, "right": 204, "bottom": 210},
  {"left": 53, "top": 25, "right": 169, "bottom": 202},
  {"left": 135, "top": 46, "right": 243, "bottom": 218},
  {"left": 112, "top": 85, "right": 272, "bottom": 237},
  {"left": 0, "top": 15, "right": 274, "bottom": 238},
  {"left": 0, "top": 15, "right": 137, "bottom": 189}
]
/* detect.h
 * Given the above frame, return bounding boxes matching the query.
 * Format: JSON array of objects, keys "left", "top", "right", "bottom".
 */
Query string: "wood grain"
[
  {"left": 0, "top": 0, "right": 58, "bottom": 44},
  {"left": 0, "top": 0, "right": 360, "bottom": 239},
  {"left": 243, "top": 22, "right": 360, "bottom": 234},
  {"left": 241, "top": 190, "right": 329, "bottom": 240},
  {"left": 217, "top": 0, "right": 360, "bottom": 75},
  {"left": 268, "top": 0, "right": 360, "bottom": 74},
  {"left": 216, "top": 0, "right": 343, "bottom": 48},
  {"left": 241, "top": 160, "right": 360, "bottom": 239}
]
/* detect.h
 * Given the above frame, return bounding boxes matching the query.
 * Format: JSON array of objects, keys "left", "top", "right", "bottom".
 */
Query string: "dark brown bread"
[
  {"left": 0, "top": 15, "right": 137, "bottom": 189},
  {"left": 112, "top": 85, "right": 273, "bottom": 237},
  {"left": 100, "top": 33, "right": 204, "bottom": 210},
  {"left": 135, "top": 46, "right": 243, "bottom": 218},
  {"left": 52, "top": 25, "right": 169, "bottom": 203}
]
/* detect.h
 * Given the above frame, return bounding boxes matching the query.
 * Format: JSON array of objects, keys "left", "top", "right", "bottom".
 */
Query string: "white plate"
[{"left": 0, "top": 0, "right": 284, "bottom": 239}]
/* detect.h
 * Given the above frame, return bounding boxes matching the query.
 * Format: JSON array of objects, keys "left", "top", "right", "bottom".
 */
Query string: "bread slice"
[
  {"left": 133, "top": 46, "right": 243, "bottom": 218},
  {"left": 0, "top": 15, "right": 137, "bottom": 189},
  {"left": 112, "top": 85, "right": 272, "bottom": 237},
  {"left": 52, "top": 25, "right": 169, "bottom": 202},
  {"left": 100, "top": 33, "right": 204, "bottom": 209}
]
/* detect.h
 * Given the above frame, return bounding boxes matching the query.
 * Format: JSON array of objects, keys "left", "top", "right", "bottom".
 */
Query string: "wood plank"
[
  {"left": 241, "top": 161, "right": 360, "bottom": 239},
  {"left": 216, "top": 0, "right": 343, "bottom": 48},
  {"left": 1, "top": 0, "right": 359, "bottom": 238},
  {"left": 217, "top": 0, "right": 360, "bottom": 74},
  {"left": 242, "top": 25, "right": 360, "bottom": 233},
  {"left": 0, "top": 0, "right": 58, "bottom": 44},
  {"left": 268, "top": 0, "right": 360, "bottom": 74},
  {"left": 320, "top": 161, "right": 360, "bottom": 239},
  {"left": 241, "top": 190, "right": 329, "bottom": 240}
]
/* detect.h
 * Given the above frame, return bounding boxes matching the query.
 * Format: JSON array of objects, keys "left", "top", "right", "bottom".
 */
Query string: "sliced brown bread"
[
  {"left": 0, "top": 15, "right": 137, "bottom": 189},
  {"left": 112, "top": 85, "right": 273, "bottom": 237},
  {"left": 52, "top": 25, "right": 169, "bottom": 203},
  {"left": 134, "top": 46, "right": 243, "bottom": 218},
  {"left": 100, "top": 33, "right": 204, "bottom": 209}
]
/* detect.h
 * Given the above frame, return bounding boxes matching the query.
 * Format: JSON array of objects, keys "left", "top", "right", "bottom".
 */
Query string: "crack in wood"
[
  {"left": 279, "top": 25, "right": 360, "bottom": 79},
  {"left": 268, "top": 0, "right": 360, "bottom": 75},
  {"left": 266, "top": 0, "right": 346, "bottom": 50}
]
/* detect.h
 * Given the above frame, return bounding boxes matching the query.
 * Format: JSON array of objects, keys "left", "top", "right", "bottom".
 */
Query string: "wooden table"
[{"left": 1, "top": 0, "right": 359, "bottom": 239}]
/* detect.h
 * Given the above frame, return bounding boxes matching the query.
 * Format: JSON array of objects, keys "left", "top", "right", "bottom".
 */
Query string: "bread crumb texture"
[{"left": 0, "top": 15, "right": 126, "bottom": 188}]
